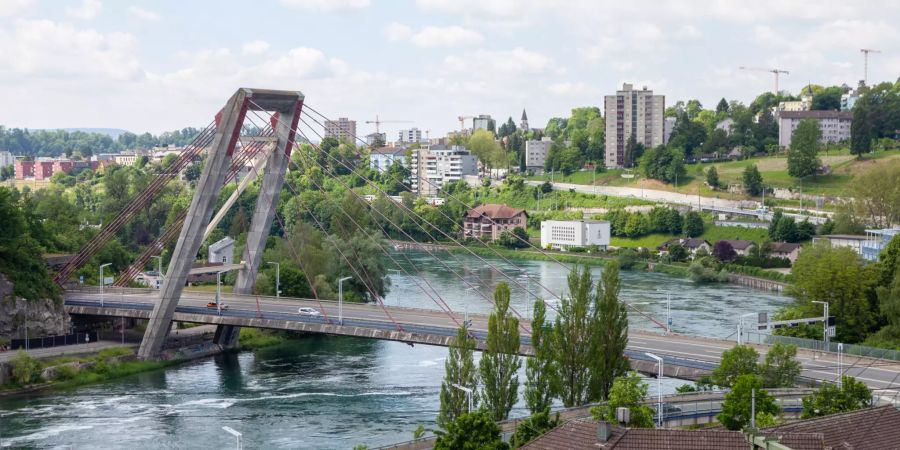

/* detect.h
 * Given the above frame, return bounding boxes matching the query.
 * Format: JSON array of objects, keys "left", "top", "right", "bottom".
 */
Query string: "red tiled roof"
[
  {"left": 466, "top": 203, "right": 527, "bottom": 220},
  {"left": 765, "top": 405, "right": 900, "bottom": 450},
  {"left": 520, "top": 418, "right": 824, "bottom": 450}
]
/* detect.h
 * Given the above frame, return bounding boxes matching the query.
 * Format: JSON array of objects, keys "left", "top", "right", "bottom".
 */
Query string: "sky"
[{"left": 1, "top": 0, "right": 899, "bottom": 138}]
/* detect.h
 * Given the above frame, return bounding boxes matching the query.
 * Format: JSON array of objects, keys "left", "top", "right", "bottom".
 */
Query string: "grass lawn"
[
  {"left": 610, "top": 225, "right": 770, "bottom": 249},
  {"left": 611, "top": 233, "right": 672, "bottom": 249}
]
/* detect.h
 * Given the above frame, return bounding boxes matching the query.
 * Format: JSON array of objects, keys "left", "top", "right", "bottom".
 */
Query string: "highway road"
[{"left": 64, "top": 288, "right": 900, "bottom": 393}]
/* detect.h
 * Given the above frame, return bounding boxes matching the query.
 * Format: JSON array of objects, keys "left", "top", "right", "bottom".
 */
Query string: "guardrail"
[{"left": 744, "top": 331, "right": 900, "bottom": 363}]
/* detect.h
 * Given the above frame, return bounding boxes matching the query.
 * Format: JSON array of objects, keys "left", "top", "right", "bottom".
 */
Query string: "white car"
[{"left": 298, "top": 307, "right": 321, "bottom": 317}]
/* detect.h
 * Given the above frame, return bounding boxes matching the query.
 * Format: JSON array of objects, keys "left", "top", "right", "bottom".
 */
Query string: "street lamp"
[
  {"left": 737, "top": 313, "right": 757, "bottom": 345},
  {"left": 338, "top": 276, "right": 352, "bottom": 325},
  {"left": 450, "top": 383, "right": 473, "bottom": 413},
  {"left": 645, "top": 352, "right": 664, "bottom": 427},
  {"left": 267, "top": 262, "right": 280, "bottom": 299},
  {"left": 99, "top": 263, "right": 112, "bottom": 307},
  {"left": 221, "top": 426, "right": 242, "bottom": 450},
  {"left": 151, "top": 256, "right": 164, "bottom": 290},
  {"left": 838, "top": 342, "right": 844, "bottom": 388},
  {"left": 812, "top": 301, "right": 830, "bottom": 347},
  {"left": 655, "top": 289, "right": 673, "bottom": 333},
  {"left": 216, "top": 271, "right": 225, "bottom": 315}
]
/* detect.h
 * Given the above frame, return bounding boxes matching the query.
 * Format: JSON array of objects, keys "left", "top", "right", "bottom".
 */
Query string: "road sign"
[
  {"left": 102, "top": 277, "right": 114, "bottom": 285},
  {"left": 667, "top": 317, "right": 673, "bottom": 326},
  {"left": 827, "top": 326, "right": 836, "bottom": 337},
  {"left": 79, "top": 275, "right": 84, "bottom": 285}
]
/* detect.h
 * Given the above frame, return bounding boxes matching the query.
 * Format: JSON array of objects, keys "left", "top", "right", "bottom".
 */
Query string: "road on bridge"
[{"left": 64, "top": 288, "right": 900, "bottom": 392}]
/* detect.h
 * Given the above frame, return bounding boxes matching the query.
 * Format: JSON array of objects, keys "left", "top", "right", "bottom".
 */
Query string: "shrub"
[{"left": 12, "top": 350, "right": 41, "bottom": 385}]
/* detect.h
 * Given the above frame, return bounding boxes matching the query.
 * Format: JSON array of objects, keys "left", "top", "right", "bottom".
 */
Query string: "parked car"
[
  {"left": 298, "top": 307, "right": 321, "bottom": 316},
  {"left": 207, "top": 302, "right": 228, "bottom": 311}
]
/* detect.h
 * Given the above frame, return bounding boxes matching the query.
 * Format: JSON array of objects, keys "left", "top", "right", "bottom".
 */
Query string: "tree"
[
  {"left": 742, "top": 165, "right": 764, "bottom": 196},
  {"left": 480, "top": 283, "right": 521, "bottom": 422},
  {"left": 789, "top": 243, "right": 877, "bottom": 343},
  {"left": 712, "top": 345, "right": 759, "bottom": 387},
  {"left": 624, "top": 135, "right": 645, "bottom": 168},
  {"left": 590, "top": 372, "right": 656, "bottom": 428},
  {"left": 525, "top": 298, "right": 555, "bottom": 415},
  {"left": 438, "top": 324, "right": 479, "bottom": 428},
  {"left": 706, "top": 166, "right": 720, "bottom": 189},
  {"left": 668, "top": 243, "right": 688, "bottom": 262},
  {"left": 717, "top": 374, "right": 780, "bottom": 431},
  {"left": 801, "top": 376, "right": 872, "bottom": 418},
  {"left": 498, "top": 227, "right": 529, "bottom": 249},
  {"left": 11, "top": 350, "right": 40, "bottom": 384},
  {"left": 788, "top": 119, "right": 822, "bottom": 179},
  {"left": 811, "top": 86, "right": 844, "bottom": 111},
  {"left": 716, "top": 98, "right": 730, "bottom": 114},
  {"left": 702, "top": 128, "right": 729, "bottom": 155},
  {"left": 759, "top": 342, "right": 802, "bottom": 388},
  {"left": 849, "top": 159, "right": 900, "bottom": 229},
  {"left": 434, "top": 411, "right": 509, "bottom": 450},
  {"left": 508, "top": 411, "right": 560, "bottom": 449},
  {"left": 712, "top": 240, "right": 737, "bottom": 262},
  {"left": 469, "top": 129, "right": 504, "bottom": 176},
  {"left": 639, "top": 145, "right": 685, "bottom": 183},
  {"left": 589, "top": 261, "right": 629, "bottom": 401},
  {"left": 551, "top": 266, "right": 594, "bottom": 407},
  {"left": 683, "top": 211, "right": 704, "bottom": 238}
]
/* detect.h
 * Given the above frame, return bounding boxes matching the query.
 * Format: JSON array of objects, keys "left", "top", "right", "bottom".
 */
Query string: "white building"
[
  {"left": 113, "top": 153, "right": 140, "bottom": 166},
  {"left": 525, "top": 137, "right": 553, "bottom": 170},
  {"left": 715, "top": 118, "right": 735, "bottom": 136},
  {"left": 365, "top": 132, "right": 386, "bottom": 146},
  {"left": 398, "top": 128, "right": 424, "bottom": 144},
  {"left": 208, "top": 236, "right": 235, "bottom": 264},
  {"left": 540, "top": 220, "right": 610, "bottom": 250},
  {"left": 778, "top": 110, "right": 852, "bottom": 148},
  {"left": 0, "top": 150, "right": 14, "bottom": 168},
  {"left": 411, "top": 145, "right": 478, "bottom": 196},
  {"left": 323, "top": 117, "right": 357, "bottom": 142},
  {"left": 369, "top": 146, "right": 408, "bottom": 172}
]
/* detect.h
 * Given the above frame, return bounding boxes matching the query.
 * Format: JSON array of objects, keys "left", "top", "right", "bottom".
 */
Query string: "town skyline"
[{"left": 1, "top": 0, "right": 898, "bottom": 136}]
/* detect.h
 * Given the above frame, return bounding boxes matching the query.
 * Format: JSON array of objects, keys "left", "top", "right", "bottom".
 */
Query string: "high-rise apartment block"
[
  {"left": 473, "top": 115, "right": 496, "bottom": 133},
  {"left": 411, "top": 145, "right": 478, "bottom": 196},
  {"left": 604, "top": 83, "right": 664, "bottom": 168},
  {"left": 323, "top": 117, "right": 357, "bottom": 142},
  {"left": 398, "top": 127, "right": 424, "bottom": 143}
]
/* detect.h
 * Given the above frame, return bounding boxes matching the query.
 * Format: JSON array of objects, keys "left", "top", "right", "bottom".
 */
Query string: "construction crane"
[
  {"left": 365, "top": 115, "right": 412, "bottom": 133},
  {"left": 739, "top": 66, "right": 790, "bottom": 94},
  {"left": 860, "top": 49, "right": 881, "bottom": 86},
  {"left": 457, "top": 115, "right": 474, "bottom": 132}
]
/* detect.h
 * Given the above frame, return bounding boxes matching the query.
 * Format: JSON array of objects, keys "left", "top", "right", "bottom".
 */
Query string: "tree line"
[{"left": 0, "top": 126, "right": 201, "bottom": 159}]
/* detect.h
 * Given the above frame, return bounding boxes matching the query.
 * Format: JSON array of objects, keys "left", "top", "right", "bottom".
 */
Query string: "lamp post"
[
  {"left": 838, "top": 342, "right": 844, "bottom": 388},
  {"left": 216, "top": 271, "right": 224, "bottom": 315},
  {"left": 338, "top": 276, "right": 352, "bottom": 325},
  {"left": 99, "top": 263, "right": 112, "bottom": 307},
  {"left": 450, "top": 383, "right": 473, "bottom": 413},
  {"left": 656, "top": 289, "right": 672, "bottom": 334},
  {"left": 267, "top": 262, "right": 280, "bottom": 299},
  {"left": 645, "top": 352, "right": 663, "bottom": 427},
  {"left": 151, "top": 256, "right": 164, "bottom": 290},
  {"left": 221, "top": 426, "right": 242, "bottom": 450},
  {"left": 812, "top": 301, "right": 830, "bottom": 347},
  {"left": 737, "top": 312, "right": 756, "bottom": 345}
]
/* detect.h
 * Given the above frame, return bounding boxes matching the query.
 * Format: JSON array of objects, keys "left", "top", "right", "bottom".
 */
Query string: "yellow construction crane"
[
  {"left": 365, "top": 115, "right": 412, "bottom": 133},
  {"left": 860, "top": 49, "right": 881, "bottom": 85},
  {"left": 739, "top": 66, "right": 790, "bottom": 94},
  {"left": 457, "top": 115, "right": 474, "bottom": 132}
]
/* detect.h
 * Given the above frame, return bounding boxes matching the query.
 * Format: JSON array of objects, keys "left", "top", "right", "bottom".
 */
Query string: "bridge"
[{"left": 64, "top": 287, "right": 900, "bottom": 391}]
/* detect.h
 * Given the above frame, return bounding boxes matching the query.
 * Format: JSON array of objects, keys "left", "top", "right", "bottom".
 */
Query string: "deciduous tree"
[
  {"left": 434, "top": 411, "right": 508, "bottom": 450},
  {"left": 718, "top": 374, "right": 780, "bottom": 430},
  {"left": 801, "top": 376, "right": 871, "bottom": 418},
  {"left": 742, "top": 165, "right": 763, "bottom": 196},
  {"left": 480, "top": 283, "right": 521, "bottom": 421},
  {"left": 551, "top": 266, "right": 594, "bottom": 407},
  {"left": 760, "top": 342, "right": 802, "bottom": 388},
  {"left": 712, "top": 345, "right": 759, "bottom": 387},
  {"left": 438, "top": 324, "right": 479, "bottom": 428},
  {"left": 590, "top": 372, "right": 656, "bottom": 428},
  {"left": 525, "top": 298, "right": 555, "bottom": 415},
  {"left": 788, "top": 119, "right": 822, "bottom": 179},
  {"left": 589, "top": 261, "right": 629, "bottom": 401}
]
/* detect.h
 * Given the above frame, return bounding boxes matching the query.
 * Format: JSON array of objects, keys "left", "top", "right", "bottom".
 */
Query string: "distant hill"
[{"left": 58, "top": 128, "right": 131, "bottom": 139}]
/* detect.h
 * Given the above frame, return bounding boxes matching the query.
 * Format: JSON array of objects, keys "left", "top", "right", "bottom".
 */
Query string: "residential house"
[
  {"left": 540, "top": 220, "right": 610, "bottom": 250},
  {"left": 411, "top": 145, "right": 478, "bottom": 196},
  {"left": 770, "top": 242, "right": 802, "bottom": 263},
  {"left": 208, "top": 236, "right": 235, "bottom": 264},
  {"left": 464, "top": 204, "right": 527, "bottom": 241},
  {"left": 369, "top": 146, "right": 408, "bottom": 173},
  {"left": 812, "top": 234, "right": 868, "bottom": 255},
  {"left": 525, "top": 137, "right": 553, "bottom": 170},
  {"left": 658, "top": 238, "right": 711, "bottom": 257},
  {"left": 715, "top": 117, "right": 735, "bottom": 136},
  {"left": 719, "top": 239, "right": 756, "bottom": 256},
  {"left": 0, "top": 150, "right": 14, "bottom": 168},
  {"left": 862, "top": 228, "right": 900, "bottom": 261}
]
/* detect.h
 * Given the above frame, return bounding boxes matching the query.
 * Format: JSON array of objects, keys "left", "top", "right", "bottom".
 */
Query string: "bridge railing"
[{"left": 744, "top": 331, "right": 900, "bottom": 363}]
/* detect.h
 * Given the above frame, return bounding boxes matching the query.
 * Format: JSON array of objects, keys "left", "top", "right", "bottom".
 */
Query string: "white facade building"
[
  {"left": 369, "top": 147, "right": 408, "bottom": 172},
  {"left": 398, "top": 128, "right": 424, "bottom": 144},
  {"left": 208, "top": 236, "right": 235, "bottom": 264},
  {"left": 365, "top": 132, "right": 386, "bottom": 146},
  {"left": 411, "top": 145, "right": 478, "bottom": 196},
  {"left": 540, "top": 220, "right": 610, "bottom": 250},
  {"left": 473, "top": 115, "right": 495, "bottom": 133},
  {"left": 0, "top": 150, "right": 14, "bottom": 168},
  {"left": 778, "top": 110, "right": 852, "bottom": 148}
]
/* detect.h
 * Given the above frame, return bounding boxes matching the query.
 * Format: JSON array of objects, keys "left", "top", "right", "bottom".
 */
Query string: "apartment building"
[
  {"left": 525, "top": 137, "right": 553, "bottom": 170},
  {"left": 604, "top": 83, "right": 665, "bottom": 168},
  {"left": 464, "top": 204, "right": 527, "bottom": 241},
  {"left": 473, "top": 115, "right": 496, "bottom": 133},
  {"left": 365, "top": 132, "right": 386, "bottom": 147},
  {"left": 777, "top": 110, "right": 852, "bottom": 148},
  {"left": 369, "top": 146, "right": 408, "bottom": 172},
  {"left": 540, "top": 220, "right": 610, "bottom": 250},
  {"left": 323, "top": 117, "right": 357, "bottom": 142},
  {"left": 15, "top": 158, "right": 78, "bottom": 180},
  {"left": 411, "top": 145, "right": 477, "bottom": 196},
  {"left": 0, "top": 150, "right": 14, "bottom": 168},
  {"left": 398, "top": 127, "right": 424, "bottom": 144}
]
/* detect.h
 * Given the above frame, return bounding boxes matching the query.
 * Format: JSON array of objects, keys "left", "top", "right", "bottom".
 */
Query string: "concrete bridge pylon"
[{"left": 138, "top": 88, "right": 305, "bottom": 360}]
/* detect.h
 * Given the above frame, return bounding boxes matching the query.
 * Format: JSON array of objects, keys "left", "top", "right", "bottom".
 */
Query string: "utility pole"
[
  {"left": 812, "top": 301, "right": 830, "bottom": 347},
  {"left": 860, "top": 49, "right": 881, "bottom": 86},
  {"left": 267, "top": 261, "right": 280, "bottom": 299}
]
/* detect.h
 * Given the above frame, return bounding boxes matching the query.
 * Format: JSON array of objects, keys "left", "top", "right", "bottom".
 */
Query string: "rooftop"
[
  {"left": 466, "top": 204, "right": 527, "bottom": 220},
  {"left": 779, "top": 110, "right": 853, "bottom": 120},
  {"left": 771, "top": 242, "right": 802, "bottom": 253},
  {"left": 765, "top": 405, "right": 900, "bottom": 450},
  {"left": 719, "top": 239, "right": 756, "bottom": 250}
]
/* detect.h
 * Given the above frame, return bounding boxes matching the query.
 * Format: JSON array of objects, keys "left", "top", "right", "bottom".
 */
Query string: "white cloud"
[
  {"left": 241, "top": 40, "right": 270, "bottom": 55},
  {"left": 547, "top": 82, "right": 599, "bottom": 97},
  {"left": 445, "top": 47, "right": 552, "bottom": 74},
  {"left": 66, "top": 0, "right": 102, "bottom": 19},
  {"left": 675, "top": 25, "right": 702, "bottom": 40},
  {"left": 385, "top": 23, "right": 483, "bottom": 47},
  {"left": 0, "top": 0, "right": 34, "bottom": 17},
  {"left": 279, "top": 0, "right": 370, "bottom": 11},
  {"left": 128, "top": 6, "right": 160, "bottom": 21},
  {"left": 0, "top": 19, "right": 141, "bottom": 80}
]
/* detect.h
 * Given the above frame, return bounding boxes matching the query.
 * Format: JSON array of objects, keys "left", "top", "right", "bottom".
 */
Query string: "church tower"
[{"left": 520, "top": 109, "right": 529, "bottom": 132}]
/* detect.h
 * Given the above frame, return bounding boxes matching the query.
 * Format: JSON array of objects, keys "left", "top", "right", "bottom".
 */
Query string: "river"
[{"left": 0, "top": 251, "right": 790, "bottom": 449}]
